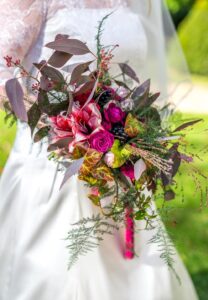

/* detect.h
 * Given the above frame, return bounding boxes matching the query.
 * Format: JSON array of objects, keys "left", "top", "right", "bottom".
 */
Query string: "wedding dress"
[{"left": 0, "top": 1, "right": 198, "bottom": 299}]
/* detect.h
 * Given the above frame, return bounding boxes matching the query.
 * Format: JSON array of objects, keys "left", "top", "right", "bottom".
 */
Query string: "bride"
[{"left": 0, "top": 0, "right": 198, "bottom": 299}]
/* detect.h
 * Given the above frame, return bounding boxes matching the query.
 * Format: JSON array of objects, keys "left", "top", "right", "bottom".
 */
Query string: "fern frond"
[
  {"left": 65, "top": 214, "right": 118, "bottom": 269},
  {"left": 148, "top": 223, "right": 181, "bottom": 284}
]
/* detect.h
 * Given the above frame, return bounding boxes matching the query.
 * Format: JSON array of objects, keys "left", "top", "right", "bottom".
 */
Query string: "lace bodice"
[
  {"left": 0, "top": 0, "right": 147, "bottom": 156},
  {"left": 49, "top": 0, "right": 128, "bottom": 9},
  {"left": 0, "top": 0, "right": 47, "bottom": 84},
  {"left": 0, "top": 0, "right": 130, "bottom": 86}
]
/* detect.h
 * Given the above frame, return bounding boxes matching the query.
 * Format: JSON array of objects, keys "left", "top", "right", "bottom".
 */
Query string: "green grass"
[
  {"left": 160, "top": 113, "right": 208, "bottom": 300},
  {"left": 0, "top": 111, "right": 16, "bottom": 173},
  {"left": 0, "top": 111, "right": 208, "bottom": 299}
]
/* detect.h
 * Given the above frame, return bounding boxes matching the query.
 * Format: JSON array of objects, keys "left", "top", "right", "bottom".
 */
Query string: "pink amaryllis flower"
[
  {"left": 69, "top": 102, "right": 103, "bottom": 153},
  {"left": 50, "top": 101, "right": 103, "bottom": 153},
  {"left": 50, "top": 113, "right": 73, "bottom": 143}
]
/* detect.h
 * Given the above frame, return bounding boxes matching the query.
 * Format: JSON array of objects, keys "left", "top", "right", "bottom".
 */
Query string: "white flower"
[
  {"left": 104, "top": 152, "right": 115, "bottom": 167},
  {"left": 120, "top": 98, "right": 134, "bottom": 111},
  {"left": 134, "top": 159, "right": 146, "bottom": 181},
  {"left": 117, "top": 86, "right": 129, "bottom": 98}
]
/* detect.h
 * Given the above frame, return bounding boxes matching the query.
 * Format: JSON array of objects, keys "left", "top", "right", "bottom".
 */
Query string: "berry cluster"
[
  {"left": 98, "top": 90, "right": 112, "bottom": 106},
  {"left": 111, "top": 124, "right": 129, "bottom": 141},
  {"left": 4, "top": 56, "right": 20, "bottom": 68}
]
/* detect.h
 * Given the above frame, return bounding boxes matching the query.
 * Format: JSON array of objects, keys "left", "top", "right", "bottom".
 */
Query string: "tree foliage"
[
  {"left": 179, "top": 0, "right": 208, "bottom": 76},
  {"left": 166, "top": 0, "right": 195, "bottom": 27}
]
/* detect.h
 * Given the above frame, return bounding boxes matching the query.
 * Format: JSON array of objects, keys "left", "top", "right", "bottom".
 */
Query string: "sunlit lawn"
[
  {"left": 0, "top": 111, "right": 16, "bottom": 173},
  {"left": 0, "top": 111, "right": 208, "bottom": 299}
]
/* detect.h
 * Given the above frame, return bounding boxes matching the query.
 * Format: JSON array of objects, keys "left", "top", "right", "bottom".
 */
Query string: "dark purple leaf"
[
  {"left": 82, "top": 78, "right": 98, "bottom": 109},
  {"left": 119, "top": 63, "right": 140, "bottom": 83},
  {"left": 5, "top": 78, "right": 28, "bottom": 122},
  {"left": 114, "top": 79, "right": 130, "bottom": 90},
  {"left": 132, "top": 79, "right": 150, "bottom": 101},
  {"left": 40, "top": 76, "right": 52, "bottom": 91},
  {"left": 173, "top": 119, "right": 202, "bottom": 133},
  {"left": 48, "top": 51, "right": 73, "bottom": 68},
  {"left": 76, "top": 75, "right": 91, "bottom": 86},
  {"left": 161, "top": 144, "right": 181, "bottom": 186},
  {"left": 164, "top": 189, "right": 175, "bottom": 201},
  {"left": 34, "top": 126, "right": 50, "bottom": 143},
  {"left": 34, "top": 63, "right": 64, "bottom": 82},
  {"left": 27, "top": 102, "right": 41, "bottom": 134},
  {"left": 45, "top": 38, "right": 90, "bottom": 55},
  {"left": 47, "top": 137, "right": 73, "bottom": 151},
  {"left": 74, "top": 80, "right": 95, "bottom": 96},
  {"left": 60, "top": 157, "right": 84, "bottom": 189},
  {"left": 145, "top": 92, "right": 160, "bottom": 107},
  {"left": 55, "top": 34, "right": 69, "bottom": 40},
  {"left": 38, "top": 91, "right": 68, "bottom": 115},
  {"left": 172, "top": 152, "right": 181, "bottom": 178},
  {"left": 69, "top": 61, "right": 93, "bottom": 85},
  {"left": 62, "top": 62, "right": 83, "bottom": 73}
]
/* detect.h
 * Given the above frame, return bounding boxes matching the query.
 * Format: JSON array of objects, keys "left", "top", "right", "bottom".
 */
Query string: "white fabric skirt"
[{"left": 0, "top": 122, "right": 198, "bottom": 300}]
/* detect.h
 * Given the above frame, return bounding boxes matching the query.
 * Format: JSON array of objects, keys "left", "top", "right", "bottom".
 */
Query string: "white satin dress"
[{"left": 0, "top": 1, "right": 198, "bottom": 299}]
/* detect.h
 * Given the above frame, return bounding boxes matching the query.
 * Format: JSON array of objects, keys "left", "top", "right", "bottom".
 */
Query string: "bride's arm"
[{"left": 0, "top": 0, "right": 47, "bottom": 105}]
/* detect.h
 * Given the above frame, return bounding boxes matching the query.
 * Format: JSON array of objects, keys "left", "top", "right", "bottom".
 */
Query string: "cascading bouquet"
[{"left": 3, "top": 16, "right": 205, "bottom": 272}]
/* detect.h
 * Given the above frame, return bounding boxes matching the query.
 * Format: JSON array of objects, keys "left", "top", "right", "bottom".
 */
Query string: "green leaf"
[
  {"left": 135, "top": 210, "right": 146, "bottom": 220},
  {"left": 110, "top": 140, "right": 131, "bottom": 168}
]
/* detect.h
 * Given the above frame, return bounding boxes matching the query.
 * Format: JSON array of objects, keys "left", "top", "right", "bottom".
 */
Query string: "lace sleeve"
[{"left": 0, "top": 0, "right": 47, "bottom": 87}]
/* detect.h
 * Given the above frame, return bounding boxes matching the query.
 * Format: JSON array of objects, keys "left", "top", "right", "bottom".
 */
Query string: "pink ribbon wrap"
[{"left": 124, "top": 206, "right": 134, "bottom": 259}]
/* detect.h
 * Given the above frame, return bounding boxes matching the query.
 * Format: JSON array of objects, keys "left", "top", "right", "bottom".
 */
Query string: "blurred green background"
[
  {"left": 0, "top": 1, "right": 208, "bottom": 299},
  {"left": 165, "top": 2, "right": 208, "bottom": 298}
]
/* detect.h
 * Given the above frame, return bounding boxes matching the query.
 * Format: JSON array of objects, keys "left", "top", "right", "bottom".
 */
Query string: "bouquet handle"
[{"left": 124, "top": 206, "right": 134, "bottom": 259}]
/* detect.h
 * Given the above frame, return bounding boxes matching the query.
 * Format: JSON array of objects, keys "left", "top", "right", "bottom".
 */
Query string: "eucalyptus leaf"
[
  {"left": 5, "top": 78, "right": 28, "bottom": 122},
  {"left": 46, "top": 38, "right": 91, "bottom": 55},
  {"left": 34, "top": 126, "right": 50, "bottom": 143},
  {"left": 48, "top": 51, "right": 73, "bottom": 68},
  {"left": 27, "top": 102, "right": 41, "bottom": 134},
  {"left": 132, "top": 79, "right": 151, "bottom": 109},
  {"left": 119, "top": 63, "right": 140, "bottom": 83},
  {"left": 34, "top": 63, "right": 65, "bottom": 82},
  {"left": 60, "top": 157, "right": 84, "bottom": 188},
  {"left": 74, "top": 80, "right": 95, "bottom": 96},
  {"left": 69, "top": 61, "right": 93, "bottom": 85},
  {"left": 173, "top": 119, "right": 202, "bottom": 133}
]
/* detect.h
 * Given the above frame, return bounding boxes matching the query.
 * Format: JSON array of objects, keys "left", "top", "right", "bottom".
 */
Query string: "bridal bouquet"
[{"left": 3, "top": 16, "right": 204, "bottom": 271}]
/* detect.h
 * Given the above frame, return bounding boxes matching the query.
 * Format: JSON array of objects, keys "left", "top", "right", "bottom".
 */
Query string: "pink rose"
[
  {"left": 104, "top": 103, "right": 125, "bottom": 124},
  {"left": 120, "top": 163, "right": 135, "bottom": 181},
  {"left": 89, "top": 130, "right": 114, "bottom": 153},
  {"left": 104, "top": 152, "right": 115, "bottom": 167}
]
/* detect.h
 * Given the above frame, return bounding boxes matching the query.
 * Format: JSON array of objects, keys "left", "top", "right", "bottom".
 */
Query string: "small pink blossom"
[
  {"left": 91, "top": 187, "right": 100, "bottom": 196},
  {"left": 104, "top": 152, "right": 115, "bottom": 167},
  {"left": 180, "top": 153, "right": 193, "bottom": 163}
]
